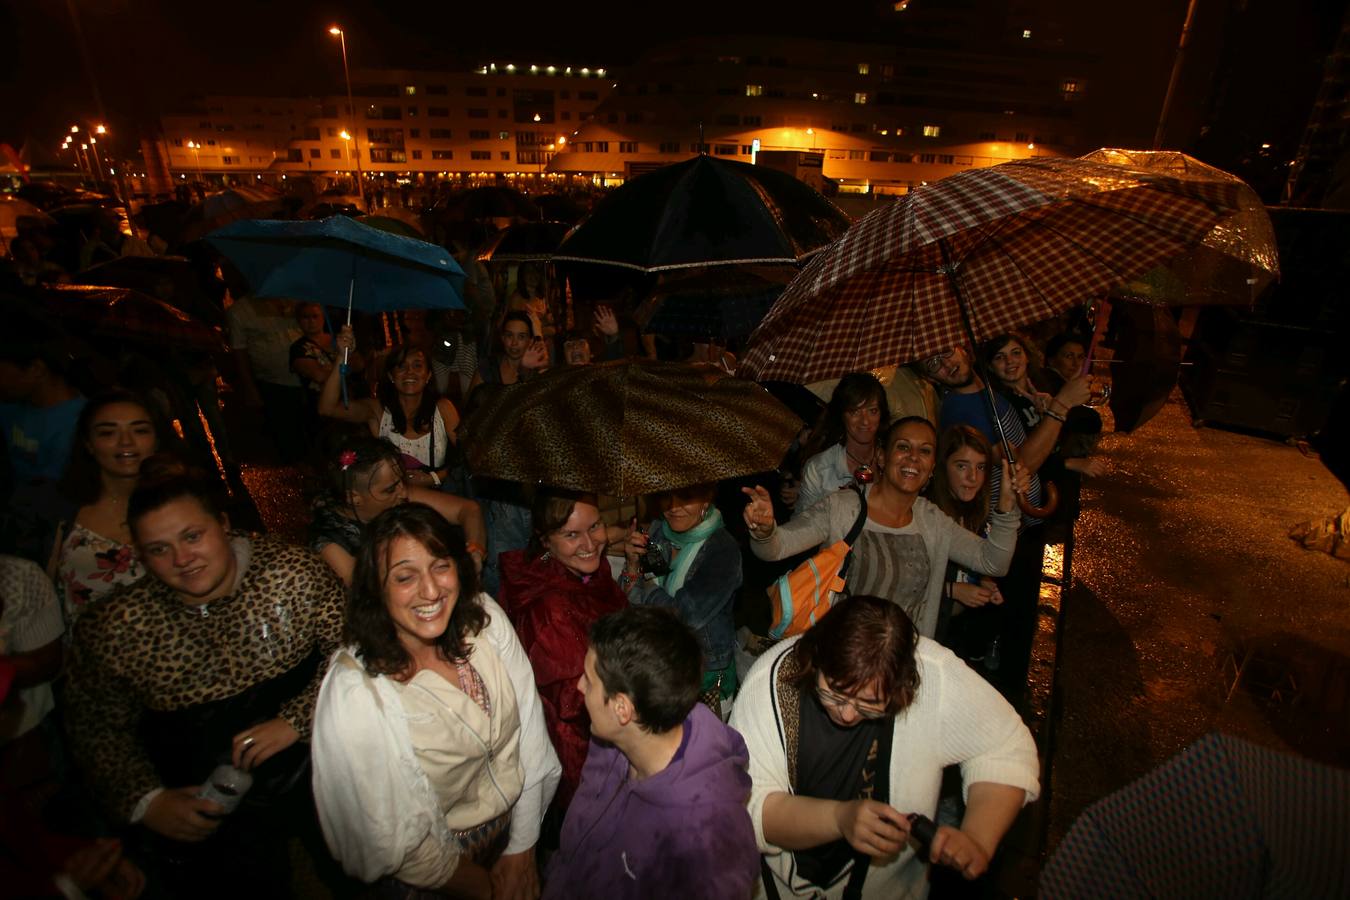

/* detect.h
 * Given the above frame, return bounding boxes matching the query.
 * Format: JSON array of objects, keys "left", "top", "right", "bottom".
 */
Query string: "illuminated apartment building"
[
  {"left": 549, "top": 33, "right": 1091, "bottom": 192},
  {"left": 158, "top": 65, "right": 612, "bottom": 181}
]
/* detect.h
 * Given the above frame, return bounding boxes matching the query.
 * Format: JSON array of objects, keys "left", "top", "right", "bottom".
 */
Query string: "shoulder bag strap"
[
  {"left": 837, "top": 484, "right": 869, "bottom": 584},
  {"left": 842, "top": 715, "right": 897, "bottom": 900}
]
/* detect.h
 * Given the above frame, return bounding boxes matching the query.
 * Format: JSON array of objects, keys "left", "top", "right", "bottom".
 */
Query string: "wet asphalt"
[{"left": 1044, "top": 390, "right": 1350, "bottom": 861}]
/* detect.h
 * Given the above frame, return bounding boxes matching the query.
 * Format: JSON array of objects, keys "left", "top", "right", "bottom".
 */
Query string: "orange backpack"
[{"left": 767, "top": 484, "right": 868, "bottom": 639}]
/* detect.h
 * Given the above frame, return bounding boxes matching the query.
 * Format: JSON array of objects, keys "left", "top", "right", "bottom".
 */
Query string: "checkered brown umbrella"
[
  {"left": 739, "top": 155, "right": 1247, "bottom": 384},
  {"left": 463, "top": 359, "right": 801, "bottom": 497}
]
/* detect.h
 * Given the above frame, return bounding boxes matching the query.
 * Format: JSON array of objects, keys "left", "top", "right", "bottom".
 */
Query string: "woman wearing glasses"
[{"left": 728, "top": 595, "right": 1039, "bottom": 900}]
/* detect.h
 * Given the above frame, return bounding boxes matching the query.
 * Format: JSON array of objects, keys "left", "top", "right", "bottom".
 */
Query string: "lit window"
[
  {"left": 404, "top": 85, "right": 416, "bottom": 96},
  {"left": 857, "top": 63, "right": 869, "bottom": 75},
  {"left": 746, "top": 84, "right": 764, "bottom": 97},
  {"left": 894, "top": 0, "right": 910, "bottom": 10},
  {"left": 1022, "top": 29, "right": 1031, "bottom": 39},
  {"left": 855, "top": 92, "right": 868, "bottom": 104},
  {"left": 1061, "top": 80, "right": 1080, "bottom": 93},
  {"left": 499, "top": 131, "right": 510, "bottom": 140},
  {"left": 922, "top": 124, "right": 941, "bottom": 137}
]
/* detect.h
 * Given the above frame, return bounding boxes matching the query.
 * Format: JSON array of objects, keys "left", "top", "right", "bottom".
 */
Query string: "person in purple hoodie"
[{"left": 543, "top": 607, "right": 759, "bottom": 900}]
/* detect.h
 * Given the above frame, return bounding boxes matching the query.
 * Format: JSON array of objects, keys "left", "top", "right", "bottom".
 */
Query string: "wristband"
[
  {"left": 429, "top": 470, "right": 442, "bottom": 486},
  {"left": 466, "top": 541, "right": 485, "bottom": 559},
  {"left": 1044, "top": 409, "right": 1066, "bottom": 423}
]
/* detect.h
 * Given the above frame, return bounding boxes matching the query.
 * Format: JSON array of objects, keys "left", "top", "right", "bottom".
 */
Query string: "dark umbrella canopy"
[
  {"left": 79, "top": 255, "right": 226, "bottom": 329},
  {"left": 436, "top": 187, "right": 540, "bottom": 222},
  {"left": 181, "top": 189, "right": 286, "bottom": 243},
  {"left": 1104, "top": 302, "right": 1183, "bottom": 433},
  {"left": 634, "top": 265, "right": 796, "bottom": 340},
  {"left": 475, "top": 221, "right": 573, "bottom": 263},
  {"left": 38, "top": 284, "right": 223, "bottom": 352},
  {"left": 553, "top": 155, "right": 851, "bottom": 273},
  {"left": 1040, "top": 733, "right": 1350, "bottom": 898},
  {"left": 463, "top": 359, "right": 802, "bottom": 497}
]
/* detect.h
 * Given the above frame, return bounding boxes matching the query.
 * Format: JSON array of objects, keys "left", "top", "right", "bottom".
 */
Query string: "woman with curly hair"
[{"left": 312, "top": 503, "right": 559, "bottom": 900}]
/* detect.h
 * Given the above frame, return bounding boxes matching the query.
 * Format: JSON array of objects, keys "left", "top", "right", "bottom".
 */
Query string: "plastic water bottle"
[{"left": 197, "top": 764, "right": 253, "bottom": 815}]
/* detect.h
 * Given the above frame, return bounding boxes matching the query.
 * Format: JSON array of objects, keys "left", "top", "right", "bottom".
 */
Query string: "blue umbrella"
[
  {"left": 206, "top": 215, "right": 466, "bottom": 313},
  {"left": 208, "top": 216, "right": 466, "bottom": 404}
]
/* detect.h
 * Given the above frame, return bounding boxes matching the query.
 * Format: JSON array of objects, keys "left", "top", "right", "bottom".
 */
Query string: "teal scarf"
[{"left": 654, "top": 506, "right": 724, "bottom": 596}]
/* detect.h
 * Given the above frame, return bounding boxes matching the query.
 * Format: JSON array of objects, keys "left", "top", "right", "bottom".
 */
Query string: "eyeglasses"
[
  {"left": 816, "top": 683, "right": 889, "bottom": 720},
  {"left": 920, "top": 348, "right": 954, "bottom": 376}
]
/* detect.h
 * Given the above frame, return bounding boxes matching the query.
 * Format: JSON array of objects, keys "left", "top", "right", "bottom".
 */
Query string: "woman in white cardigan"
[
  {"left": 727, "top": 595, "right": 1040, "bottom": 900},
  {"left": 743, "top": 417, "right": 1024, "bottom": 638},
  {"left": 312, "top": 503, "right": 560, "bottom": 900}
]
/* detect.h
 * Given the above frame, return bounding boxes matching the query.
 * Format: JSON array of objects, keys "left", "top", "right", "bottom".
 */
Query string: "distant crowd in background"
[{"left": 1, "top": 176, "right": 1107, "bottom": 898}]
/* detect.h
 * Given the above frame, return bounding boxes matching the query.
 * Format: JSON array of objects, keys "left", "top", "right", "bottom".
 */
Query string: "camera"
[{"left": 640, "top": 536, "right": 672, "bottom": 576}]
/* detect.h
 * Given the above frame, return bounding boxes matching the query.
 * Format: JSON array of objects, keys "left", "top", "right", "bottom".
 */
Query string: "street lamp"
[
  {"left": 329, "top": 25, "right": 367, "bottom": 211},
  {"left": 186, "top": 140, "right": 204, "bottom": 180},
  {"left": 339, "top": 130, "right": 354, "bottom": 173}
]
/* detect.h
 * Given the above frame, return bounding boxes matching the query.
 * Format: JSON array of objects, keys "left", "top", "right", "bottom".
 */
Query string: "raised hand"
[{"left": 741, "top": 485, "right": 776, "bottom": 538}]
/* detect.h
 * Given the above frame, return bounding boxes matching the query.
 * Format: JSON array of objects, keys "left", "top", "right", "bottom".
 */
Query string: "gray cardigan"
[{"left": 750, "top": 489, "right": 1019, "bottom": 637}]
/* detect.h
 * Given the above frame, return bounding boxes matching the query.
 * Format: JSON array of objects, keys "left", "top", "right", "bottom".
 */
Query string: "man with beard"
[{"left": 918, "top": 344, "right": 1089, "bottom": 706}]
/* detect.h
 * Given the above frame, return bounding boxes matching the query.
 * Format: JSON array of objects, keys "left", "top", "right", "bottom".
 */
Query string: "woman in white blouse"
[{"left": 312, "top": 503, "right": 560, "bottom": 900}]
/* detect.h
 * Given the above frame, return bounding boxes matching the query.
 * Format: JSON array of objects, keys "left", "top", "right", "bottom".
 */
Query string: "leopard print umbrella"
[{"left": 463, "top": 359, "right": 802, "bottom": 497}]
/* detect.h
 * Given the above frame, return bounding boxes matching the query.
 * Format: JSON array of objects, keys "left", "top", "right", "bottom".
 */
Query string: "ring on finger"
[{"left": 242, "top": 735, "right": 256, "bottom": 748}]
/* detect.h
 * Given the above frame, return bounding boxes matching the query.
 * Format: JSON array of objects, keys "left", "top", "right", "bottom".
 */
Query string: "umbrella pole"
[
  {"left": 939, "top": 240, "right": 1018, "bottom": 463},
  {"left": 341, "top": 278, "right": 353, "bottom": 408}
]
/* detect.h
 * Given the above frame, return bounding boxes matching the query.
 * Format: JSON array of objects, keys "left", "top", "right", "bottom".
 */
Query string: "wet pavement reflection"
[{"left": 1046, "top": 390, "right": 1350, "bottom": 863}]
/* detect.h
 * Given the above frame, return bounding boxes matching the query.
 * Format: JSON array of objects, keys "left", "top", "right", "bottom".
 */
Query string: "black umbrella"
[
  {"left": 552, "top": 155, "right": 851, "bottom": 273},
  {"left": 1103, "top": 301, "right": 1183, "bottom": 433},
  {"left": 475, "top": 220, "right": 573, "bottom": 263},
  {"left": 79, "top": 255, "right": 226, "bottom": 329},
  {"left": 634, "top": 265, "right": 796, "bottom": 340},
  {"left": 435, "top": 187, "right": 539, "bottom": 222}
]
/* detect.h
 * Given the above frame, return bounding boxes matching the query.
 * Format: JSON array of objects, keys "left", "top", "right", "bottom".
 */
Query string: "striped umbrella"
[{"left": 739, "top": 154, "right": 1248, "bottom": 386}]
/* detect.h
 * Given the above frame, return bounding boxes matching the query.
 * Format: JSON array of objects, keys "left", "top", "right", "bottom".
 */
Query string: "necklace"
[{"left": 845, "top": 445, "right": 874, "bottom": 469}]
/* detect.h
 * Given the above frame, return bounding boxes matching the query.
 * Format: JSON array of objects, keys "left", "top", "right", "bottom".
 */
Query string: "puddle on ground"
[{"left": 1220, "top": 630, "right": 1350, "bottom": 767}]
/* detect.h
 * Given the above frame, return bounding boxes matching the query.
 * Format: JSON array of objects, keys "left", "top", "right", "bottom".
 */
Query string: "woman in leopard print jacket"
[{"left": 65, "top": 472, "right": 346, "bottom": 899}]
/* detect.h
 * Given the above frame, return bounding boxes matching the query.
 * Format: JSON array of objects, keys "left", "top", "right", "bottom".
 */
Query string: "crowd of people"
[{"left": 1, "top": 194, "right": 1109, "bottom": 898}]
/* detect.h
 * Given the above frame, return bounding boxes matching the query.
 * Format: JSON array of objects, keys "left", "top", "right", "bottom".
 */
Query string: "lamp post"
[
  {"left": 329, "top": 25, "right": 367, "bottom": 211},
  {"left": 186, "top": 141, "right": 204, "bottom": 180},
  {"left": 339, "top": 130, "right": 354, "bottom": 174},
  {"left": 87, "top": 134, "right": 106, "bottom": 185}
]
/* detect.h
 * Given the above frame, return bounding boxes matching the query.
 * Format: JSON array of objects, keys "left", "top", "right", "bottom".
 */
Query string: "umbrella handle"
[{"left": 1017, "top": 479, "right": 1059, "bottom": 518}]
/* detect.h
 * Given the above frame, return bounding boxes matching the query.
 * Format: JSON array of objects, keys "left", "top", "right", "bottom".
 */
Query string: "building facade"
[{"left": 156, "top": 29, "right": 1092, "bottom": 192}]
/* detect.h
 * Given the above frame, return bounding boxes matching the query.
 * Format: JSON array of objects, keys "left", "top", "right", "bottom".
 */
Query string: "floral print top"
[{"left": 58, "top": 522, "right": 145, "bottom": 626}]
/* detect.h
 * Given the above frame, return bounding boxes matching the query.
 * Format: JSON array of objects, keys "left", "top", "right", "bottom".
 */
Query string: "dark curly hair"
[
  {"left": 788, "top": 594, "right": 921, "bottom": 717},
  {"left": 347, "top": 502, "right": 486, "bottom": 677}
]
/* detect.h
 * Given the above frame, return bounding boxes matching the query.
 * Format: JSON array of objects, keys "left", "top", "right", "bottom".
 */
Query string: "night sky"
[{"left": 1, "top": 0, "right": 1343, "bottom": 171}]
